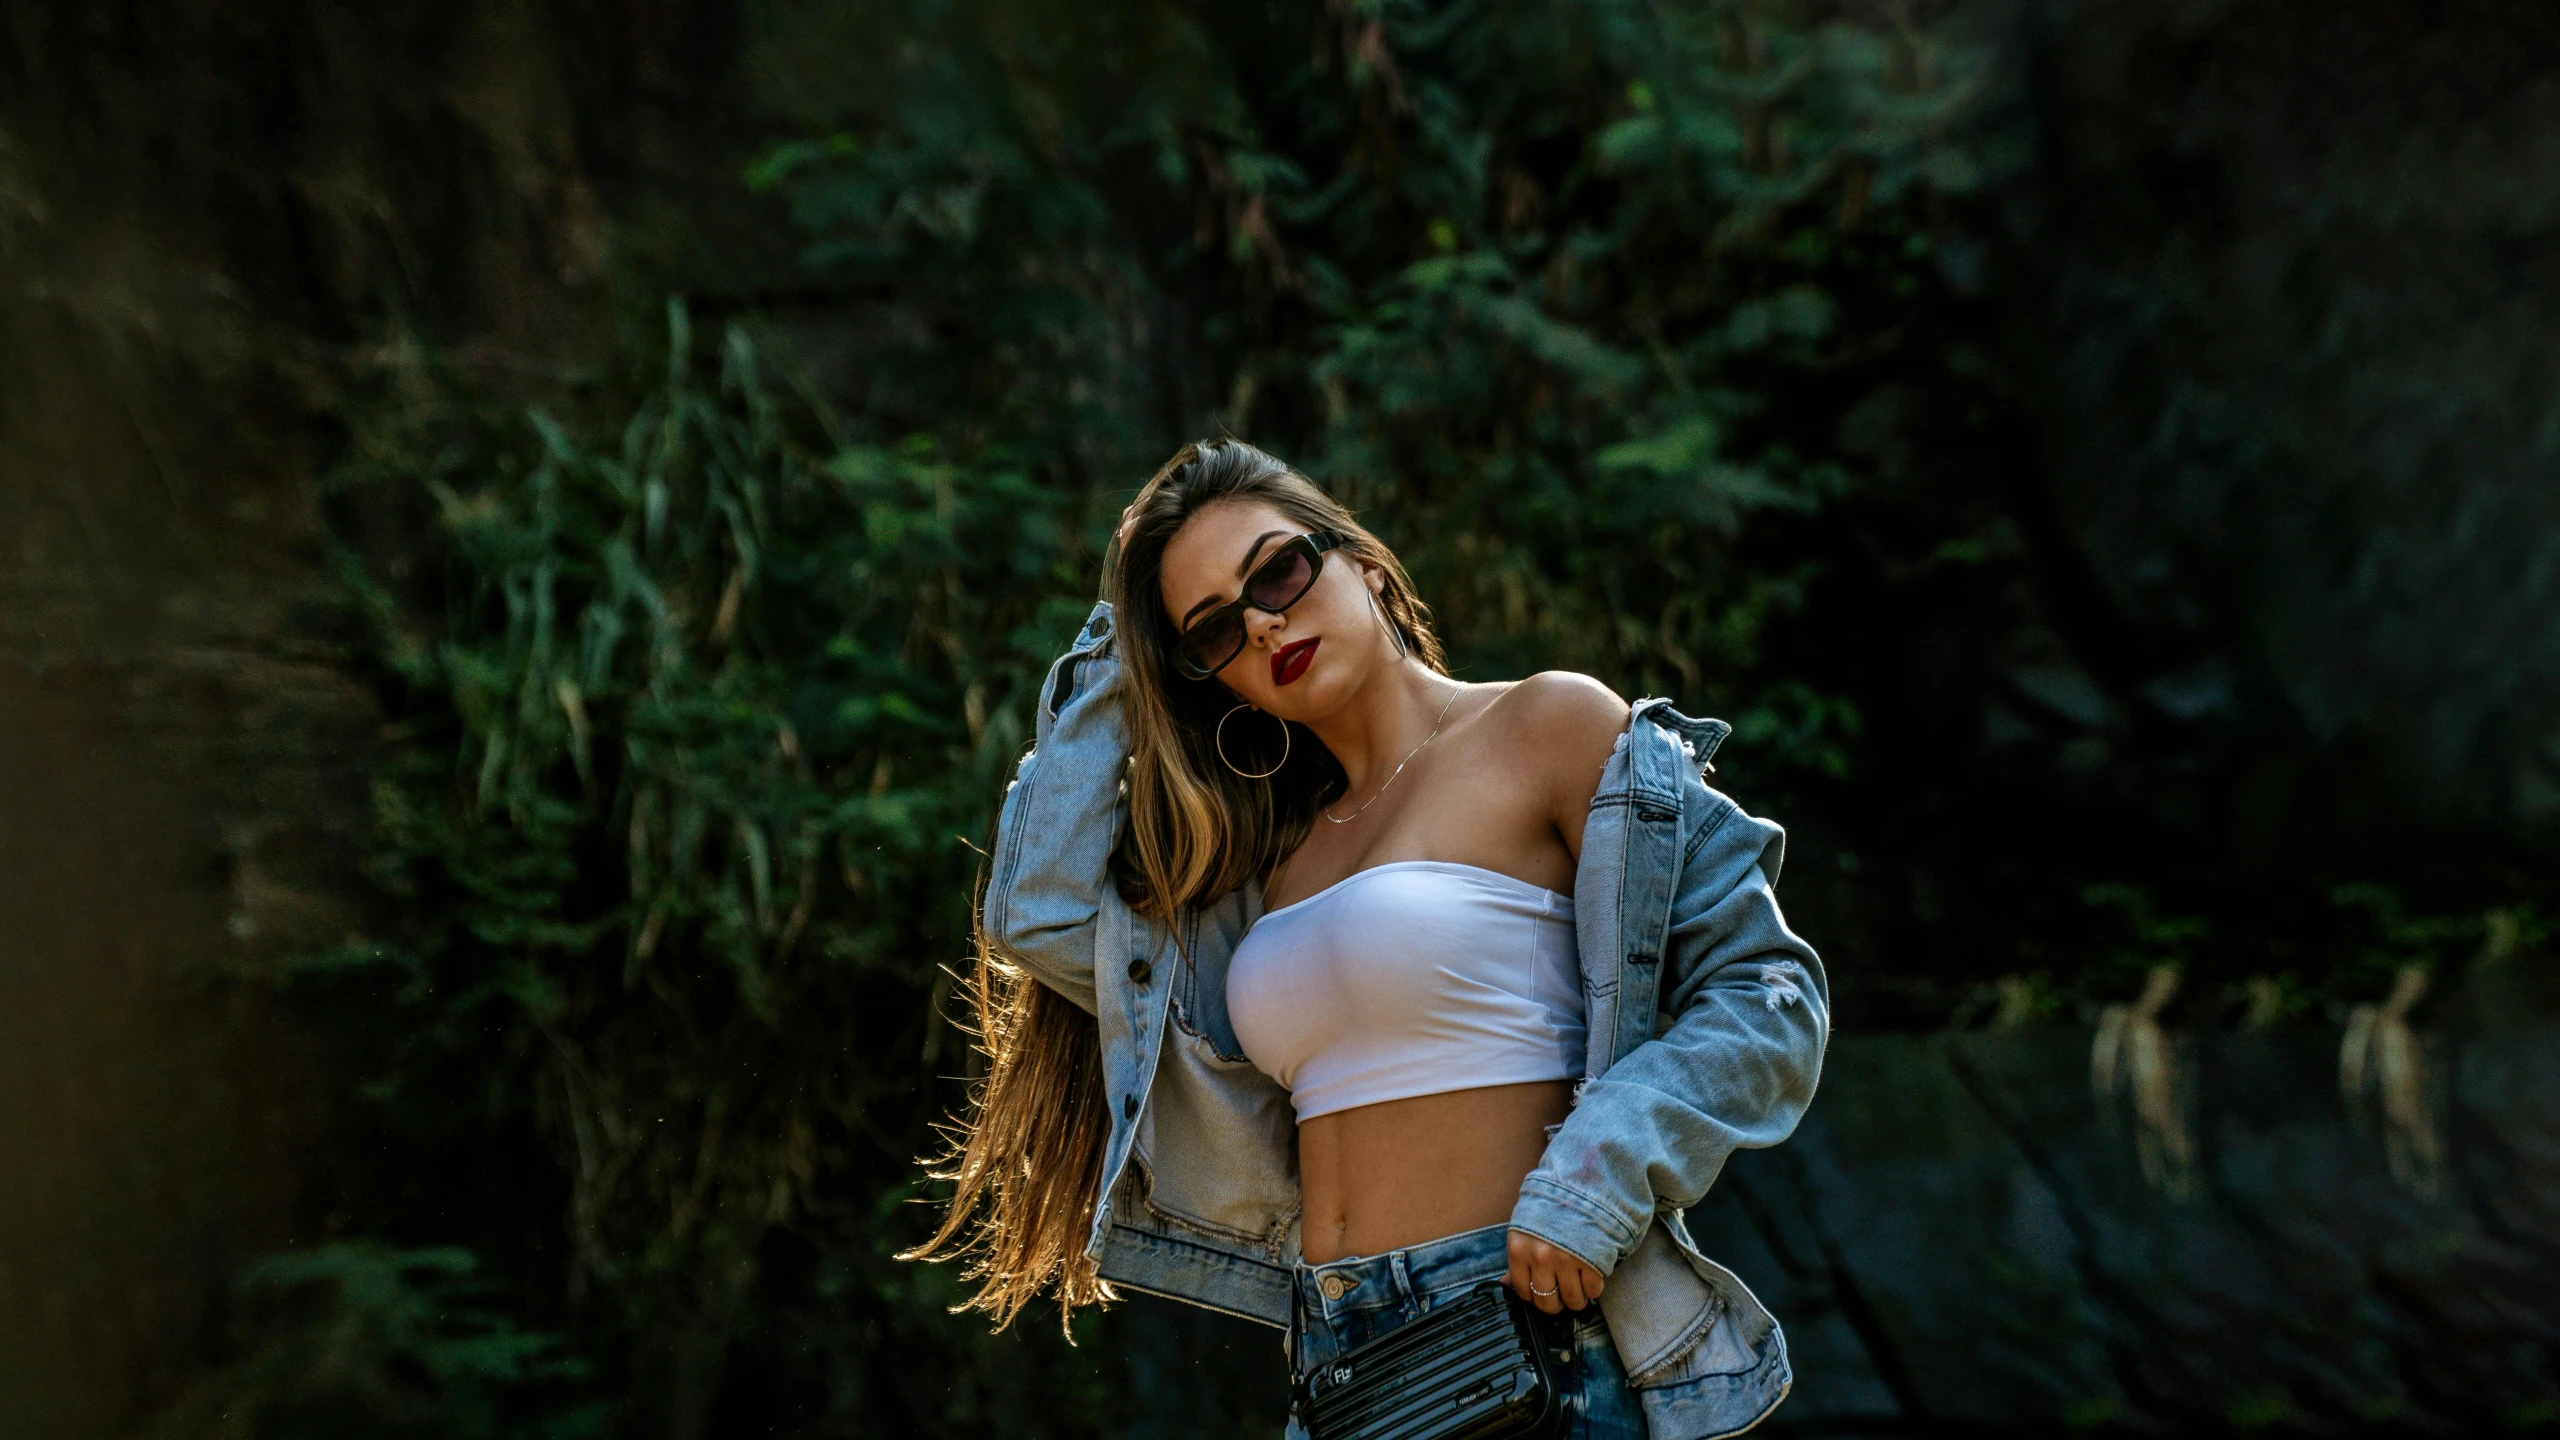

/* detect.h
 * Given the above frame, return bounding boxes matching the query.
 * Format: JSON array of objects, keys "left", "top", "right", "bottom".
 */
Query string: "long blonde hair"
[{"left": 901, "top": 441, "right": 1444, "bottom": 1330}]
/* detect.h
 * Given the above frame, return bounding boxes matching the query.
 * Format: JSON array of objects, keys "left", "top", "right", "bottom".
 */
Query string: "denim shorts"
[{"left": 1284, "top": 1222, "right": 1646, "bottom": 1440}]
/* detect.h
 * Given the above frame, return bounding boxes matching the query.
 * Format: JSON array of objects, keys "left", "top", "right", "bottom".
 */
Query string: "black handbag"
[{"left": 1294, "top": 1282, "right": 1572, "bottom": 1440}]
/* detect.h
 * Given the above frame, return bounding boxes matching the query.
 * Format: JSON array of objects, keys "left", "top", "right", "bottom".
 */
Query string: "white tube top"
[{"left": 1226, "top": 860, "right": 1586, "bottom": 1122}]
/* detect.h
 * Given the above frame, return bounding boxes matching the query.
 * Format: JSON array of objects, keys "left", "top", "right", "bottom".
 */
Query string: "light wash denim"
[
  {"left": 1286, "top": 1222, "right": 1645, "bottom": 1440},
  {"left": 985, "top": 602, "right": 1829, "bottom": 1440}
]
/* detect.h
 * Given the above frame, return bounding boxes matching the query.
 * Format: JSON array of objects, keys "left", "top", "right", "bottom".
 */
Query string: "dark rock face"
[
  {"left": 1692, "top": 999, "right": 2560, "bottom": 1431},
  {"left": 2020, "top": 0, "right": 2560, "bottom": 838},
  {"left": 1043, "top": 1000, "right": 2560, "bottom": 1439}
]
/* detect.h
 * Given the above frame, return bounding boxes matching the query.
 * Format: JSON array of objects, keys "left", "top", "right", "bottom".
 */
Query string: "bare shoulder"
[
  {"left": 1499, "top": 670, "right": 1630, "bottom": 735},
  {"left": 1482, "top": 671, "right": 1629, "bottom": 801}
]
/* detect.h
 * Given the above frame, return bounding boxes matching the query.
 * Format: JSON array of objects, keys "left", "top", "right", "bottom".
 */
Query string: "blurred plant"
[
  {"left": 1950, "top": 970, "right": 2063, "bottom": 1029},
  {"left": 2080, "top": 885, "right": 2205, "bottom": 1196},
  {"left": 2091, "top": 965, "right": 2194, "bottom": 1199},
  {"left": 318, "top": 301, "right": 1105, "bottom": 1425},
  {"left": 2080, "top": 882, "right": 2211, "bottom": 986},
  {"left": 2338, "top": 965, "right": 2443, "bottom": 1198},
  {"left": 144, "top": 1245, "right": 599, "bottom": 1440},
  {"left": 2480, "top": 904, "right": 2547, "bottom": 962},
  {"left": 2329, "top": 883, "right": 2482, "bottom": 988},
  {"left": 2237, "top": 971, "right": 2311, "bottom": 1029},
  {"left": 2323, "top": 885, "right": 2493, "bottom": 1199}
]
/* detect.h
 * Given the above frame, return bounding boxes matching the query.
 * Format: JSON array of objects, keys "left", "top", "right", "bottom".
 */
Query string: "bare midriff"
[{"left": 1294, "top": 1079, "right": 1576, "bottom": 1265}]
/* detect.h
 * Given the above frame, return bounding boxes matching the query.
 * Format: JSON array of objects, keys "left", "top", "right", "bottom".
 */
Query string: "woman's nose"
[{"left": 1241, "top": 605, "right": 1287, "bottom": 649}]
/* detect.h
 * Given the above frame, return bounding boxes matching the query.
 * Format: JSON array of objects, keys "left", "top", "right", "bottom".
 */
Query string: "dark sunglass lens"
[
  {"left": 1244, "top": 544, "right": 1315, "bottom": 610},
  {"left": 1181, "top": 613, "right": 1244, "bottom": 675}
]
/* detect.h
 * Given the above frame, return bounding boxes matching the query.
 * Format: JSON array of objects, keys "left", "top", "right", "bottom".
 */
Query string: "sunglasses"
[{"left": 1172, "top": 531, "right": 1344, "bottom": 679}]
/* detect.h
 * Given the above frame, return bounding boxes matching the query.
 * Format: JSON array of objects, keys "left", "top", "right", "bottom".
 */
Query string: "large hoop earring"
[
  {"left": 1216, "top": 703, "right": 1290, "bottom": 779},
  {"left": 1371, "top": 589, "right": 1410, "bottom": 661}
]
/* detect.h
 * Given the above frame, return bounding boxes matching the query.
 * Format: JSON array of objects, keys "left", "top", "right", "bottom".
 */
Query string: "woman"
[{"left": 907, "top": 441, "right": 1828, "bottom": 1440}]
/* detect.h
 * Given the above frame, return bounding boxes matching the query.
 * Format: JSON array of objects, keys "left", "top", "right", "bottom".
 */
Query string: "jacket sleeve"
[
  {"left": 980, "top": 601, "right": 1127, "bottom": 1016},
  {"left": 1509, "top": 784, "right": 1830, "bottom": 1275}
]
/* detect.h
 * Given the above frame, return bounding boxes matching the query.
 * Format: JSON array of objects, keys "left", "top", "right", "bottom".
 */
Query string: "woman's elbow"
[
  {"left": 987, "top": 919, "right": 1100, "bottom": 1015},
  {"left": 1022, "top": 961, "right": 1099, "bottom": 1016}
]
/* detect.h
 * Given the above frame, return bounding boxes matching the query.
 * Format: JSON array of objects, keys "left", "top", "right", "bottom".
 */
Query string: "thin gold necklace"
[{"left": 1323, "top": 682, "right": 1463, "bottom": 825}]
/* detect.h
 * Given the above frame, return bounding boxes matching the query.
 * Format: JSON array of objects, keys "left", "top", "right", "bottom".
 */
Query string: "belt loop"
[{"left": 1389, "top": 1249, "right": 1414, "bottom": 1309}]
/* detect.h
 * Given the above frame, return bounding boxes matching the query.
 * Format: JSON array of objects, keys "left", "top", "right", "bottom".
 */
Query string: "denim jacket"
[{"left": 985, "top": 603, "right": 1829, "bottom": 1440}]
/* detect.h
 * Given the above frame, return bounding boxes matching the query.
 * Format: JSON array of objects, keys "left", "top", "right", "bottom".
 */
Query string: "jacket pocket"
[{"left": 1129, "top": 1027, "right": 1299, "bottom": 1251}]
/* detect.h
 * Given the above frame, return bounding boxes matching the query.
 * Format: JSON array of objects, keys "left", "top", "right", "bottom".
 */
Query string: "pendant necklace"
[{"left": 1324, "top": 682, "right": 1463, "bottom": 825}]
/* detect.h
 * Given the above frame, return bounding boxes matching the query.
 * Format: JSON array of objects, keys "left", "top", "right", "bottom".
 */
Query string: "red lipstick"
[{"left": 1271, "top": 637, "right": 1320, "bottom": 687}]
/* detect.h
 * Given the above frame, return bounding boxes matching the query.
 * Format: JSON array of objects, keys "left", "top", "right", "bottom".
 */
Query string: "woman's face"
[{"left": 1156, "top": 498, "right": 1391, "bottom": 720}]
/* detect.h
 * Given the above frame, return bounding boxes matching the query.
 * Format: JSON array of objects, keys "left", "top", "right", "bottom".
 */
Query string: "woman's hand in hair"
[{"left": 1506, "top": 1230, "right": 1605, "bottom": 1315}]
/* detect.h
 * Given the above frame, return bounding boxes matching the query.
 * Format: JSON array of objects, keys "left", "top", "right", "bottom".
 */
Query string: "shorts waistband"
[{"left": 1292, "top": 1222, "right": 1512, "bottom": 1322}]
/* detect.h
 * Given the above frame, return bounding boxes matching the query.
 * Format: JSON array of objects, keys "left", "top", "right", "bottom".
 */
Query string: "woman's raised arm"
[{"left": 981, "top": 601, "right": 1128, "bottom": 1014}]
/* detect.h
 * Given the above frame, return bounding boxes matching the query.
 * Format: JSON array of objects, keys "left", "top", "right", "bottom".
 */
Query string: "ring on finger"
[{"left": 1529, "top": 1281, "right": 1558, "bottom": 1298}]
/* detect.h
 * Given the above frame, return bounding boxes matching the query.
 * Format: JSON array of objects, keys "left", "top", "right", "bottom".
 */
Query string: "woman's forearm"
[{"left": 981, "top": 601, "right": 1128, "bottom": 1013}]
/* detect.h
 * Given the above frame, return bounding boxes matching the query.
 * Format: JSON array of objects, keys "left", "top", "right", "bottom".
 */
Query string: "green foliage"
[
  {"left": 2080, "top": 882, "right": 2211, "bottom": 980},
  {"left": 326, "top": 301, "right": 1110, "bottom": 1425},
  {"left": 145, "top": 1244, "right": 600, "bottom": 1440},
  {"left": 754, "top": 0, "right": 1999, "bottom": 758},
  {"left": 2328, "top": 884, "right": 2484, "bottom": 987}
]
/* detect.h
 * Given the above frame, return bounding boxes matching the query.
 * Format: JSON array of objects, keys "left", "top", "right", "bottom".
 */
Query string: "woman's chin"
[{"left": 1262, "top": 666, "right": 1364, "bottom": 725}]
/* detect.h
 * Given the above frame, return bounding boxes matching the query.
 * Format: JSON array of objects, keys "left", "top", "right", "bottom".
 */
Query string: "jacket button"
[
  {"left": 1318, "top": 1273, "right": 1352, "bottom": 1301},
  {"left": 1123, "top": 1093, "right": 1138, "bottom": 1119},
  {"left": 1128, "top": 957, "right": 1152, "bottom": 985}
]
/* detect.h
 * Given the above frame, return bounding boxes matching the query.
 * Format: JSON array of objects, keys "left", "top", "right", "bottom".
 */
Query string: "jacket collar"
[{"left": 1629, "top": 696, "right": 1730, "bottom": 776}]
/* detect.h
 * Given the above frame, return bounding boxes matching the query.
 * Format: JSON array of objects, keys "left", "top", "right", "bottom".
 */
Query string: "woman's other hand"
[{"left": 1506, "top": 1230, "right": 1604, "bottom": 1314}]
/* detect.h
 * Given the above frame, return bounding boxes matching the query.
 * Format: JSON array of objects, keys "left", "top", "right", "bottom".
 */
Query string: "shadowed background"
[{"left": 1, "top": 1, "right": 2554, "bottom": 1435}]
